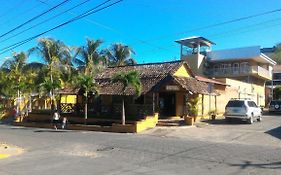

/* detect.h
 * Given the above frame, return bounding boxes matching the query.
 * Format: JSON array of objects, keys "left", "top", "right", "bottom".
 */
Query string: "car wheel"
[{"left": 247, "top": 115, "right": 254, "bottom": 124}]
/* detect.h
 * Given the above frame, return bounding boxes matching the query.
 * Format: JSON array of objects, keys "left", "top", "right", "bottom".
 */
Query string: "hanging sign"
[{"left": 166, "top": 85, "right": 180, "bottom": 91}]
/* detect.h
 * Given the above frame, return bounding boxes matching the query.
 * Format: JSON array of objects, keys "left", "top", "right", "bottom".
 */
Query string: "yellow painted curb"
[
  {"left": 0, "top": 143, "right": 24, "bottom": 159},
  {"left": 0, "top": 154, "right": 11, "bottom": 159}
]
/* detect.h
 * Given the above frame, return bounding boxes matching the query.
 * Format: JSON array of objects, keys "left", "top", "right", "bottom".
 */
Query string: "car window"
[
  {"left": 247, "top": 101, "right": 256, "bottom": 107},
  {"left": 247, "top": 101, "right": 253, "bottom": 107},
  {"left": 250, "top": 101, "right": 257, "bottom": 107},
  {"left": 226, "top": 100, "right": 245, "bottom": 107}
]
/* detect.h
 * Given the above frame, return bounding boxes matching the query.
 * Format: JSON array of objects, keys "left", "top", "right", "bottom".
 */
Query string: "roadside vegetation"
[{"left": 0, "top": 37, "right": 138, "bottom": 123}]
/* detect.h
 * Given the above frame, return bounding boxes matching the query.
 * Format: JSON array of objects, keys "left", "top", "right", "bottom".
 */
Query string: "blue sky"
[{"left": 0, "top": 0, "right": 281, "bottom": 64}]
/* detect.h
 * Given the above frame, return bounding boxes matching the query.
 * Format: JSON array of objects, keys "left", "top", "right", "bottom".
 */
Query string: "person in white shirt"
[{"left": 52, "top": 110, "right": 60, "bottom": 130}]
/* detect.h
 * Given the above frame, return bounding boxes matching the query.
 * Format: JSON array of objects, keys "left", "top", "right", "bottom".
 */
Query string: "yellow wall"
[
  {"left": 181, "top": 54, "right": 205, "bottom": 75},
  {"left": 197, "top": 94, "right": 216, "bottom": 118},
  {"left": 60, "top": 95, "right": 77, "bottom": 104},
  {"left": 173, "top": 65, "right": 190, "bottom": 77},
  {"left": 217, "top": 78, "right": 265, "bottom": 107}
]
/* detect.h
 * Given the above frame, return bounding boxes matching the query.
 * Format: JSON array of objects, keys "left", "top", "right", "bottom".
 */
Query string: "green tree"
[
  {"left": 1, "top": 52, "right": 28, "bottom": 113},
  {"left": 271, "top": 43, "right": 281, "bottom": 64},
  {"left": 74, "top": 38, "right": 106, "bottom": 75},
  {"left": 28, "top": 38, "right": 71, "bottom": 109},
  {"left": 74, "top": 73, "right": 99, "bottom": 124},
  {"left": 111, "top": 71, "right": 141, "bottom": 125},
  {"left": 273, "top": 85, "right": 281, "bottom": 100},
  {"left": 0, "top": 52, "right": 43, "bottom": 114},
  {"left": 106, "top": 43, "right": 136, "bottom": 66},
  {"left": 187, "top": 96, "right": 199, "bottom": 117}
]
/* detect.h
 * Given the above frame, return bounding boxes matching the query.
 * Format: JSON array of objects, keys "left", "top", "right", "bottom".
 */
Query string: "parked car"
[
  {"left": 269, "top": 100, "right": 281, "bottom": 113},
  {"left": 224, "top": 99, "right": 262, "bottom": 124}
]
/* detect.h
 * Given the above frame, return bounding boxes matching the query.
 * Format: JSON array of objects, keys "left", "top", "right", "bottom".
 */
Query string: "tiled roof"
[
  {"left": 59, "top": 87, "right": 79, "bottom": 94},
  {"left": 60, "top": 61, "right": 212, "bottom": 96},
  {"left": 173, "top": 76, "right": 210, "bottom": 94},
  {"left": 96, "top": 61, "right": 183, "bottom": 95}
]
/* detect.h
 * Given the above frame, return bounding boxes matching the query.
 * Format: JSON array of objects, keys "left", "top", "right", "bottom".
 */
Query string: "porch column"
[
  {"left": 215, "top": 95, "right": 217, "bottom": 112},
  {"left": 152, "top": 92, "right": 155, "bottom": 114}
]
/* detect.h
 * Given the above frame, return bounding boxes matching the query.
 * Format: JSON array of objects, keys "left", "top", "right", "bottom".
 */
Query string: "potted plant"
[
  {"left": 208, "top": 109, "right": 217, "bottom": 120},
  {"left": 187, "top": 97, "right": 199, "bottom": 123},
  {"left": 184, "top": 115, "right": 194, "bottom": 125}
]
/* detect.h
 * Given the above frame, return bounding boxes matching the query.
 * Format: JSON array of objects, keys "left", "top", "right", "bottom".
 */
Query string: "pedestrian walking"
[
  {"left": 52, "top": 110, "right": 60, "bottom": 130},
  {"left": 61, "top": 117, "right": 68, "bottom": 129}
]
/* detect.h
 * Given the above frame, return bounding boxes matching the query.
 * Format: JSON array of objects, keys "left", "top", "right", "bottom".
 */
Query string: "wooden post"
[
  {"left": 152, "top": 92, "right": 155, "bottom": 115},
  {"left": 215, "top": 95, "right": 217, "bottom": 112},
  {"left": 202, "top": 94, "right": 204, "bottom": 116}
]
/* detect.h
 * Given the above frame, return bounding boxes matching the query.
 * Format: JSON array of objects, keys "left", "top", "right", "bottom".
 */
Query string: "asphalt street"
[{"left": 0, "top": 114, "right": 280, "bottom": 175}]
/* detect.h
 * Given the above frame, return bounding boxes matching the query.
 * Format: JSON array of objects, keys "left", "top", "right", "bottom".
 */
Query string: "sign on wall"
[{"left": 166, "top": 85, "right": 180, "bottom": 91}]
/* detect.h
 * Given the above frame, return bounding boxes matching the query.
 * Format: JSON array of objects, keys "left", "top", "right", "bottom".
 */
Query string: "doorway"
[{"left": 159, "top": 92, "right": 176, "bottom": 117}]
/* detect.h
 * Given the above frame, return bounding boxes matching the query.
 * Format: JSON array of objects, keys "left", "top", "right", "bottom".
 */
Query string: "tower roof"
[{"left": 175, "top": 36, "right": 215, "bottom": 48}]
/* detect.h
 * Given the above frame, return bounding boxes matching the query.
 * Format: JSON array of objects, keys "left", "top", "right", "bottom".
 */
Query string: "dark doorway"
[{"left": 159, "top": 92, "right": 176, "bottom": 117}]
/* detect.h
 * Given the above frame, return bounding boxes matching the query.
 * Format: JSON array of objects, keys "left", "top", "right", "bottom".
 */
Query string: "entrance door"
[{"left": 159, "top": 93, "right": 176, "bottom": 117}]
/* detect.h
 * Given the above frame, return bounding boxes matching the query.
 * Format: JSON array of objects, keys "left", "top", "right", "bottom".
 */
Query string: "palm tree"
[
  {"left": 111, "top": 70, "right": 141, "bottom": 125},
  {"left": 74, "top": 73, "right": 99, "bottom": 124},
  {"left": 1, "top": 52, "right": 28, "bottom": 114},
  {"left": 74, "top": 38, "right": 106, "bottom": 75},
  {"left": 28, "top": 37, "right": 71, "bottom": 109},
  {"left": 106, "top": 43, "right": 136, "bottom": 66}
]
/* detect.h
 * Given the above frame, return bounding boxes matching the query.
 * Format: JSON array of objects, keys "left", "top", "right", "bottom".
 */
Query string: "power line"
[
  {"left": 0, "top": 0, "right": 92, "bottom": 44},
  {"left": 140, "top": 17, "right": 281, "bottom": 56},
  {"left": 36, "top": 0, "right": 172, "bottom": 53},
  {"left": 136, "top": 7, "right": 281, "bottom": 43},
  {"left": 0, "top": 0, "right": 71, "bottom": 39},
  {"left": 0, "top": 0, "right": 124, "bottom": 55}
]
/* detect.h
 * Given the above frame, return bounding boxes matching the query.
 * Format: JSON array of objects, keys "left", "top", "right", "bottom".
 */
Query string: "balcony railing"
[{"left": 207, "top": 66, "right": 271, "bottom": 80}]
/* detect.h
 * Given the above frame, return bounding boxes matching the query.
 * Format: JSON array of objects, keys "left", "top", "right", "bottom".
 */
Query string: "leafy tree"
[
  {"left": 1, "top": 52, "right": 29, "bottom": 113},
  {"left": 28, "top": 38, "right": 71, "bottom": 109},
  {"left": 187, "top": 96, "right": 200, "bottom": 117},
  {"left": 74, "top": 73, "right": 99, "bottom": 124},
  {"left": 111, "top": 71, "right": 141, "bottom": 125},
  {"left": 273, "top": 85, "right": 281, "bottom": 100},
  {"left": 106, "top": 43, "right": 136, "bottom": 66},
  {"left": 74, "top": 38, "right": 106, "bottom": 75},
  {"left": 271, "top": 43, "right": 281, "bottom": 64}
]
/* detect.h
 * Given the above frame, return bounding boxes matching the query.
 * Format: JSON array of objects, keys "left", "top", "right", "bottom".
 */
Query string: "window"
[
  {"left": 226, "top": 100, "right": 245, "bottom": 107},
  {"left": 220, "top": 64, "right": 227, "bottom": 73},
  {"left": 273, "top": 73, "right": 281, "bottom": 80},
  {"left": 247, "top": 101, "right": 257, "bottom": 107},
  {"left": 240, "top": 62, "right": 249, "bottom": 73},
  {"left": 233, "top": 63, "right": 239, "bottom": 74}
]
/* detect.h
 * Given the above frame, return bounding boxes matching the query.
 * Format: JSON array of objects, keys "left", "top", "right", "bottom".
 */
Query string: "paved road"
[{"left": 0, "top": 115, "right": 280, "bottom": 175}]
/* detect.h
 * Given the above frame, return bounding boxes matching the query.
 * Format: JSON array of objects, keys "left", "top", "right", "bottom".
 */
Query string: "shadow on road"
[
  {"left": 34, "top": 129, "right": 72, "bottom": 133},
  {"left": 265, "top": 126, "right": 281, "bottom": 140},
  {"left": 202, "top": 119, "right": 247, "bottom": 125},
  {"left": 229, "top": 160, "right": 281, "bottom": 170}
]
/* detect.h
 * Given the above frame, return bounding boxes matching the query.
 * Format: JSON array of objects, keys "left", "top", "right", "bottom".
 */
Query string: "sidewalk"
[{"left": 141, "top": 117, "right": 281, "bottom": 147}]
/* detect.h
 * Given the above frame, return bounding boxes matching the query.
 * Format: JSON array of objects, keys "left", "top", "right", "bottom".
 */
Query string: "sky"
[{"left": 0, "top": 0, "right": 281, "bottom": 65}]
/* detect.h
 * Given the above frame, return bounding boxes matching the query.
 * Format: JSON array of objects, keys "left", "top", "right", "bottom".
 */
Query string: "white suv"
[{"left": 225, "top": 99, "right": 262, "bottom": 124}]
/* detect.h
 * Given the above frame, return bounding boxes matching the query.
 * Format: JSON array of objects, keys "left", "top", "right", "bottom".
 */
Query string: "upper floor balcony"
[{"left": 207, "top": 65, "right": 272, "bottom": 80}]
